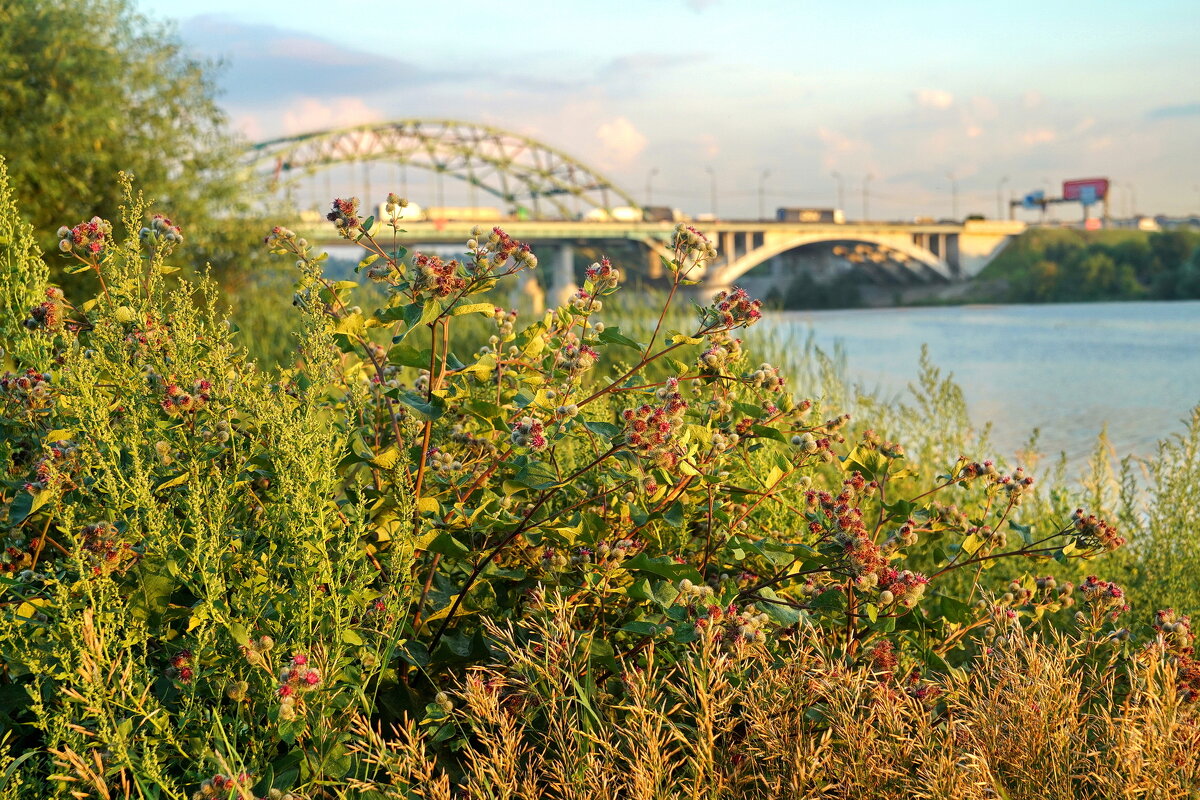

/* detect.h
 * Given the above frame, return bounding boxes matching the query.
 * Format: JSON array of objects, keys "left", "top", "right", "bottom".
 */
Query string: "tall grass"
[
  {"left": 347, "top": 592, "right": 1200, "bottom": 800},
  {"left": 1, "top": 168, "right": 1197, "bottom": 798}
]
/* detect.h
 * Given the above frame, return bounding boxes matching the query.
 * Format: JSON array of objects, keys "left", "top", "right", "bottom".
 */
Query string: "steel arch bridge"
[{"left": 247, "top": 119, "right": 640, "bottom": 220}]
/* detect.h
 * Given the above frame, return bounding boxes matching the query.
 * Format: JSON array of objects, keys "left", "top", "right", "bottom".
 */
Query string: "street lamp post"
[
  {"left": 946, "top": 171, "right": 958, "bottom": 221},
  {"left": 705, "top": 166, "right": 717, "bottom": 219},
  {"left": 831, "top": 171, "right": 845, "bottom": 213},
  {"left": 996, "top": 176, "right": 1009, "bottom": 220},
  {"left": 862, "top": 173, "right": 874, "bottom": 222},
  {"left": 645, "top": 167, "right": 659, "bottom": 208},
  {"left": 758, "top": 169, "right": 771, "bottom": 220}
]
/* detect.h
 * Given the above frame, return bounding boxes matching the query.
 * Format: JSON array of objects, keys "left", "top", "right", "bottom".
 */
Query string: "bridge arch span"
[
  {"left": 710, "top": 232, "right": 953, "bottom": 289},
  {"left": 247, "top": 120, "right": 640, "bottom": 220}
]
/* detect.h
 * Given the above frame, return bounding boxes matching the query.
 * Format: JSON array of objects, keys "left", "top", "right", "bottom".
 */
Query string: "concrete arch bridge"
[
  {"left": 291, "top": 217, "right": 1023, "bottom": 306},
  {"left": 251, "top": 121, "right": 1024, "bottom": 305}
]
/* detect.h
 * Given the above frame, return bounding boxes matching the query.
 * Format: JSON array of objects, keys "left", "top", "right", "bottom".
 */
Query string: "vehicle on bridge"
[
  {"left": 776, "top": 207, "right": 845, "bottom": 224},
  {"left": 641, "top": 205, "right": 686, "bottom": 223},
  {"left": 583, "top": 206, "right": 645, "bottom": 223}
]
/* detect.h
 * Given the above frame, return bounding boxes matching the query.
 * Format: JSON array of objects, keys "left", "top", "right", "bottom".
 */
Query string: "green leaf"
[
  {"left": 227, "top": 622, "right": 250, "bottom": 647},
  {"left": 513, "top": 461, "right": 560, "bottom": 490},
  {"left": 459, "top": 353, "right": 497, "bottom": 377},
  {"left": 7, "top": 490, "right": 48, "bottom": 524},
  {"left": 396, "top": 390, "right": 446, "bottom": 420},
  {"left": 277, "top": 718, "right": 305, "bottom": 745},
  {"left": 960, "top": 532, "right": 987, "bottom": 557},
  {"left": 154, "top": 472, "right": 189, "bottom": 493},
  {"left": 843, "top": 444, "right": 891, "bottom": 481},
  {"left": 598, "top": 327, "right": 641, "bottom": 350},
  {"left": 626, "top": 578, "right": 654, "bottom": 602},
  {"left": 515, "top": 321, "right": 548, "bottom": 357},
  {"left": 127, "top": 558, "right": 176, "bottom": 625},
  {"left": 387, "top": 342, "right": 431, "bottom": 368},
  {"left": 750, "top": 425, "right": 788, "bottom": 444},
  {"left": 374, "top": 304, "right": 409, "bottom": 323},
  {"left": 1010, "top": 520, "right": 1034, "bottom": 546},
  {"left": 450, "top": 301, "right": 496, "bottom": 317},
  {"left": 393, "top": 298, "right": 442, "bottom": 342},
  {"left": 371, "top": 446, "right": 401, "bottom": 470},
  {"left": 334, "top": 311, "right": 365, "bottom": 339},
  {"left": 583, "top": 420, "right": 621, "bottom": 438},
  {"left": 421, "top": 532, "right": 470, "bottom": 558},
  {"left": 626, "top": 553, "right": 702, "bottom": 582}
]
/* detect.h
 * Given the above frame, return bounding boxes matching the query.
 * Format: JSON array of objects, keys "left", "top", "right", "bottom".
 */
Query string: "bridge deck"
[{"left": 299, "top": 218, "right": 1023, "bottom": 244}]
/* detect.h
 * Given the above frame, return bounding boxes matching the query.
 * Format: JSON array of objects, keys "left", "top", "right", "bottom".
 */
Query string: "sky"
[{"left": 138, "top": 0, "right": 1200, "bottom": 220}]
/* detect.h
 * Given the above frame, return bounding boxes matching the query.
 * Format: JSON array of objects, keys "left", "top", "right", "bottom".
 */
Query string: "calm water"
[{"left": 765, "top": 301, "right": 1200, "bottom": 466}]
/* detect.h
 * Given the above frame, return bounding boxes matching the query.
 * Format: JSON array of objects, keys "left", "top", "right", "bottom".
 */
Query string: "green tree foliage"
[
  {"left": 0, "top": 0, "right": 262, "bottom": 277},
  {"left": 984, "top": 228, "right": 1200, "bottom": 303}
]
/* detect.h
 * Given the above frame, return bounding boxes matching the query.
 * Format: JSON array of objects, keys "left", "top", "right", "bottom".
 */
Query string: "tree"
[
  {"left": 0, "top": 0, "right": 261, "bottom": 276},
  {"left": 1149, "top": 231, "right": 1191, "bottom": 275}
]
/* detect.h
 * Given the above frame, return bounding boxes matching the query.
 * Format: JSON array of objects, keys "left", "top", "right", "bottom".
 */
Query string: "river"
[{"left": 764, "top": 300, "right": 1200, "bottom": 468}]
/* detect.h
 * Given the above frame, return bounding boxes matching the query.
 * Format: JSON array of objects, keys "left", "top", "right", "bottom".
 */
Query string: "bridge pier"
[
  {"left": 550, "top": 243, "right": 579, "bottom": 307},
  {"left": 647, "top": 245, "right": 663, "bottom": 279},
  {"left": 510, "top": 268, "right": 546, "bottom": 316}
]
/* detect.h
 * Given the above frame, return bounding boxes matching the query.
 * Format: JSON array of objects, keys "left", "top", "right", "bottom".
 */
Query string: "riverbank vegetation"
[
  {"left": 766, "top": 228, "right": 1200, "bottom": 311},
  {"left": 979, "top": 228, "right": 1200, "bottom": 303},
  {"left": 1, "top": 165, "right": 1198, "bottom": 798}
]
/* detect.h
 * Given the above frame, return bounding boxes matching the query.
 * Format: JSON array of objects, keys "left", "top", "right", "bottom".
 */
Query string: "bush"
[{"left": 0, "top": 172, "right": 1195, "bottom": 798}]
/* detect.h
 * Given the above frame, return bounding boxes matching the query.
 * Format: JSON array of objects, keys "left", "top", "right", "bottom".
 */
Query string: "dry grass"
[{"left": 347, "top": 595, "right": 1200, "bottom": 800}]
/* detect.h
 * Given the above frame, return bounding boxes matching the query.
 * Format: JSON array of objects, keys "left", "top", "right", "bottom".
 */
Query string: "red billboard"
[{"left": 1062, "top": 178, "right": 1110, "bottom": 203}]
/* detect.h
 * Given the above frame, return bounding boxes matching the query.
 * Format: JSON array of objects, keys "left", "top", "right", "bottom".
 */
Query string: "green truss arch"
[{"left": 248, "top": 119, "right": 641, "bottom": 220}]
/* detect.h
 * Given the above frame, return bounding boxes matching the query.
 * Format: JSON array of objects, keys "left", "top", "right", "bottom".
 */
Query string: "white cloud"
[
  {"left": 817, "top": 126, "right": 871, "bottom": 169},
  {"left": 281, "top": 97, "right": 382, "bottom": 136},
  {"left": 817, "top": 126, "right": 859, "bottom": 154},
  {"left": 1021, "top": 128, "right": 1057, "bottom": 145},
  {"left": 912, "top": 88, "right": 955, "bottom": 110},
  {"left": 698, "top": 133, "right": 720, "bottom": 159},
  {"left": 965, "top": 124, "right": 984, "bottom": 138},
  {"left": 235, "top": 114, "right": 266, "bottom": 142},
  {"left": 595, "top": 117, "right": 648, "bottom": 168},
  {"left": 968, "top": 95, "right": 999, "bottom": 121}
]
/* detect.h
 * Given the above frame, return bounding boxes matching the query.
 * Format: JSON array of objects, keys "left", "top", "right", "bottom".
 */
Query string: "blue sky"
[{"left": 139, "top": 0, "right": 1199, "bottom": 218}]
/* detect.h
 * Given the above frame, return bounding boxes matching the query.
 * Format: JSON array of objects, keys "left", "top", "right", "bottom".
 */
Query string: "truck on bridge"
[{"left": 776, "top": 207, "right": 845, "bottom": 224}]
